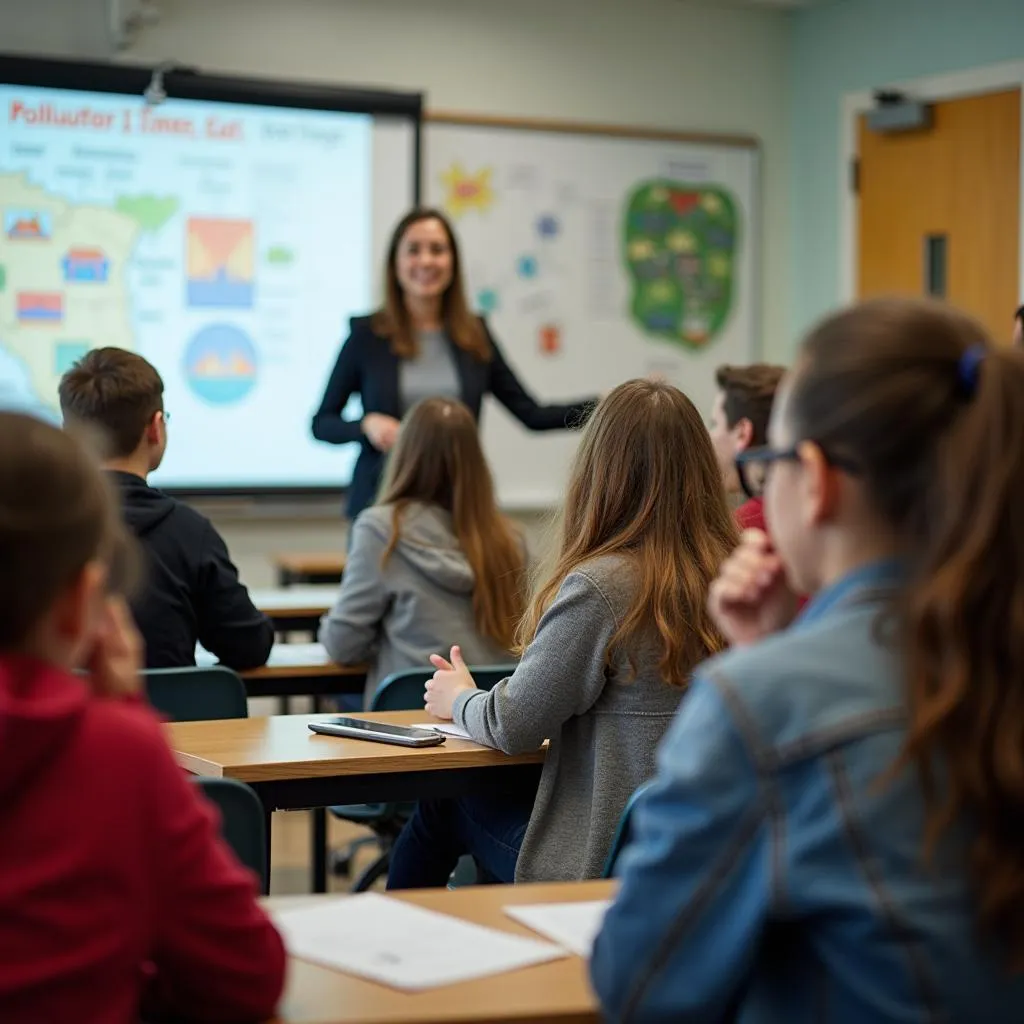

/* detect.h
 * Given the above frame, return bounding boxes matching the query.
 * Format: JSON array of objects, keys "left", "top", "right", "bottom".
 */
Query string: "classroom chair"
[
  {"left": 330, "top": 664, "right": 516, "bottom": 892},
  {"left": 143, "top": 665, "right": 248, "bottom": 722},
  {"left": 197, "top": 776, "right": 268, "bottom": 892},
  {"left": 602, "top": 780, "right": 655, "bottom": 879}
]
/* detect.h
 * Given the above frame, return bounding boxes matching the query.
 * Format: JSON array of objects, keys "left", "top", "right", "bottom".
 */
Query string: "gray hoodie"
[
  {"left": 452, "top": 554, "right": 685, "bottom": 883},
  {"left": 318, "top": 503, "right": 517, "bottom": 706}
]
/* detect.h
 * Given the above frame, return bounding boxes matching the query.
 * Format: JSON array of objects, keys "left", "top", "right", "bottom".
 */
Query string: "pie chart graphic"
[{"left": 185, "top": 324, "right": 258, "bottom": 405}]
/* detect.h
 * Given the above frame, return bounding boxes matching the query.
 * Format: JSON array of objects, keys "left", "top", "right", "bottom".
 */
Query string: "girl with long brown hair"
[
  {"left": 594, "top": 297, "right": 1024, "bottom": 1022},
  {"left": 319, "top": 396, "right": 527, "bottom": 707},
  {"left": 311, "top": 207, "right": 596, "bottom": 522},
  {"left": 387, "top": 379, "right": 739, "bottom": 888}
]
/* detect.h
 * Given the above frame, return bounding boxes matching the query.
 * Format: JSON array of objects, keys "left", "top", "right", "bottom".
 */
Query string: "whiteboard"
[{"left": 424, "top": 117, "right": 759, "bottom": 509}]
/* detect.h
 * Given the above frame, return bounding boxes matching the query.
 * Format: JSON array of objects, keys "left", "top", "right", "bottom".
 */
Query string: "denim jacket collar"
[{"left": 796, "top": 558, "right": 905, "bottom": 630}]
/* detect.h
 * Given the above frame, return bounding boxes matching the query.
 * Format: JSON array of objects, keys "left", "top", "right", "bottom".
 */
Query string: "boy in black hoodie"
[{"left": 58, "top": 348, "right": 274, "bottom": 670}]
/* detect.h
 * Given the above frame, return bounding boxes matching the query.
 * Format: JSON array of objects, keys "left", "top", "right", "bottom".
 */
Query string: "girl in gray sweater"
[
  {"left": 318, "top": 397, "right": 527, "bottom": 707},
  {"left": 387, "top": 379, "right": 739, "bottom": 887}
]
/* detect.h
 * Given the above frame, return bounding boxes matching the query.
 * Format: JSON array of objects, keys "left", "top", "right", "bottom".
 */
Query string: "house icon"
[{"left": 62, "top": 247, "right": 110, "bottom": 282}]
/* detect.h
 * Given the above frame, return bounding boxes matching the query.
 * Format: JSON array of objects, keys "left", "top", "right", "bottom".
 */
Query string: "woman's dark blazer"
[{"left": 311, "top": 315, "right": 596, "bottom": 519}]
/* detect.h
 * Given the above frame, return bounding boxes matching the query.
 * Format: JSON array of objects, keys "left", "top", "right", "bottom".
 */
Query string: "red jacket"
[
  {"left": 0, "top": 655, "right": 286, "bottom": 1023},
  {"left": 733, "top": 497, "right": 808, "bottom": 612},
  {"left": 735, "top": 496, "right": 767, "bottom": 532}
]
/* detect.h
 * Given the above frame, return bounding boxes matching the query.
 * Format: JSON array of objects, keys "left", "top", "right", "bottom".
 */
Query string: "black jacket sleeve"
[
  {"left": 486, "top": 326, "right": 597, "bottom": 431},
  {"left": 194, "top": 523, "right": 275, "bottom": 671},
  {"left": 311, "top": 329, "right": 364, "bottom": 446}
]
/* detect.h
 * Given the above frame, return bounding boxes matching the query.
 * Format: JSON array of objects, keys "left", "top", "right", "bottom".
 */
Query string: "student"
[
  {"left": 592, "top": 298, "right": 1024, "bottom": 1022},
  {"left": 59, "top": 348, "right": 274, "bottom": 670},
  {"left": 0, "top": 411, "right": 285, "bottom": 1024},
  {"left": 708, "top": 362, "right": 785, "bottom": 530},
  {"left": 319, "top": 396, "right": 527, "bottom": 707},
  {"left": 387, "top": 380, "right": 739, "bottom": 888},
  {"left": 1013, "top": 304, "right": 1023, "bottom": 347}
]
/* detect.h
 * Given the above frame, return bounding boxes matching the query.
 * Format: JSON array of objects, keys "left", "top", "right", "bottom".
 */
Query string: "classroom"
[{"left": 2, "top": 0, "right": 1024, "bottom": 1021}]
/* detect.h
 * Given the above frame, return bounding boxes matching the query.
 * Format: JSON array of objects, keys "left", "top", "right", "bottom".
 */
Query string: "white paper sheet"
[
  {"left": 273, "top": 892, "right": 567, "bottom": 990},
  {"left": 504, "top": 900, "right": 612, "bottom": 957},
  {"left": 412, "top": 721, "right": 482, "bottom": 743},
  {"left": 196, "top": 641, "right": 328, "bottom": 669}
]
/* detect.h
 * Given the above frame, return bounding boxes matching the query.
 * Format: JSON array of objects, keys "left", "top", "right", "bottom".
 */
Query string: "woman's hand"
[
  {"left": 424, "top": 645, "right": 478, "bottom": 720},
  {"left": 361, "top": 413, "right": 401, "bottom": 452},
  {"left": 86, "top": 596, "right": 144, "bottom": 699},
  {"left": 708, "top": 529, "right": 799, "bottom": 647}
]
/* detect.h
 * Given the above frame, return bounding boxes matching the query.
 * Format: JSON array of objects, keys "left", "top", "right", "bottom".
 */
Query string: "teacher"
[{"left": 312, "top": 208, "right": 598, "bottom": 520}]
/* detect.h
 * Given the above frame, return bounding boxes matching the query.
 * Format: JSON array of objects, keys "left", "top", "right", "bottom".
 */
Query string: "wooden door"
[{"left": 857, "top": 88, "right": 1020, "bottom": 343}]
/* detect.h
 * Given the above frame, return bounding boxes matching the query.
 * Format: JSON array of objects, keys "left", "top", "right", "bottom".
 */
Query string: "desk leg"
[
  {"left": 312, "top": 807, "right": 328, "bottom": 893},
  {"left": 261, "top": 807, "right": 273, "bottom": 896}
]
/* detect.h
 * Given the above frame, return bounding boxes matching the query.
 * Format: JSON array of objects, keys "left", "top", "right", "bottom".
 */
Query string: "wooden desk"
[
  {"left": 169, "top": 711, "right": 545, "bottom": 893},
  {"left": 274, "top": 552, "right": 347, "bottom": 587},
  {"left": 196, "top": 642, "right": 366, "bottom": 700},
  {"left": 251, "top": 585, "right": 339, "bottom": 632},
  {"left": 267, "top": 880, "right": 609, "bottom": 1024}
]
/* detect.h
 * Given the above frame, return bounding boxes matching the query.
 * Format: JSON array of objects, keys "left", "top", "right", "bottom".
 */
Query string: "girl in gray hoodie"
[
  {"left": 318, "top": 397, "right": 527, "bottom": 707},
  {"left": 388, "top": 380, "right": 740, "bottom": 886}
]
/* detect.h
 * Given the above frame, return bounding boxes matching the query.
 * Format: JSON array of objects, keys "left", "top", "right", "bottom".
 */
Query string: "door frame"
[{"left": 839, "top": 61, "right": 1024, "bottom": 307}]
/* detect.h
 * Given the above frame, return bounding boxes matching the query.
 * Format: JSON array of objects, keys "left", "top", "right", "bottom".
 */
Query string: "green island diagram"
[{"left": 623, "top": 180, "right": 739, "bottom": 350}]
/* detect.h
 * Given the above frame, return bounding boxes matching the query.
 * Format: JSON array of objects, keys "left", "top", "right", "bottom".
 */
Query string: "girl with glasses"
[{"left": 593, "top": 298, "right": 1024, "bottom": 1022}]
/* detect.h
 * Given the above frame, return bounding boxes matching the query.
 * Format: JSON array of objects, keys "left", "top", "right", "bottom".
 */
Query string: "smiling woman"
[{"left": 311, "top": 208, "right": 598, "bottom": 520}]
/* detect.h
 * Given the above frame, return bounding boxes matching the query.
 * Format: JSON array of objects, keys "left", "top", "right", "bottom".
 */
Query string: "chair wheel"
[{"left": 330, "top": 852, "right": 353, "bottom": 877}]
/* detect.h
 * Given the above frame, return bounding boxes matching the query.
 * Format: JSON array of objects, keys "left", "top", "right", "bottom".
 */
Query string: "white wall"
[{"left": 2, "top": 0, "right": 791, "bottom": 583}]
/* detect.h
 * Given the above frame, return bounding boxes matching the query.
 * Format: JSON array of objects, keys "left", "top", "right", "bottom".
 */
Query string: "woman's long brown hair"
[
  {"left": 787, "top": 297, "right": 1024, "bottom": 966},
  {"left": 518, "top": 379, "right": 738, "bottom": 687},
  {"left": 377, "top": 397, "right": 525, "bottom": 650},
  {"left": 371, "top": 208, "right": 489, "bottom": 361}
]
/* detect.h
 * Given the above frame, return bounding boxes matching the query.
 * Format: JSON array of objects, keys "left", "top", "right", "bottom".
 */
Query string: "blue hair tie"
[{"left": 957, "top": 344, "right": 986, "bottom": 398}]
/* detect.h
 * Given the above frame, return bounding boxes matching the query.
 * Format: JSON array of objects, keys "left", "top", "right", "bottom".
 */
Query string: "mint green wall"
[{"left": 790, "top": 0, "right": 1024, "bottom": 344}]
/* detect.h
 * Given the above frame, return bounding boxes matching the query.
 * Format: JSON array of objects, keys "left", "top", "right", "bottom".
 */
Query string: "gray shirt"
[
  {"left": 398, "top": 330, "right": 460, "bottom": 415},
  {"left": 318, "top": 502, "right": 517, "bottom": 706},
  {"left": 452, "top": 553, "right": 685, "bottom": 883}
]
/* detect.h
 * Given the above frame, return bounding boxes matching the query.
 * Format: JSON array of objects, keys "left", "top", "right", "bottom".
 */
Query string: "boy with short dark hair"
[
  {"left": 59, "top": 348, "right": 273, "bottom": 670},
  {"left": 709, "top": 363, "right": 786, "bottom": 531}
]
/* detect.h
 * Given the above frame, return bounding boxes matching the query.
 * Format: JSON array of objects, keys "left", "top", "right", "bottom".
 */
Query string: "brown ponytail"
[{"left": 788, "top": 297, "right": 1024, "bottom": 965}]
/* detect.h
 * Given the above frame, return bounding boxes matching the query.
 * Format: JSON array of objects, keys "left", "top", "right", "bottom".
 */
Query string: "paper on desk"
[
  {"left": 504, "top": 900, "right": 612, "bottom": 957},
  {"left": 412, "top": 721, "right": 485, "bottom": 743},
  {"left": 273, "top": 892, "right": 567, "bottom": 990}
]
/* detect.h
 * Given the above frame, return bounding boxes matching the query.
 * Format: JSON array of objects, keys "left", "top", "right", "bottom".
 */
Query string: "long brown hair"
[
  {"left": 377, "top": 397, "right": 525, "bottom": 650},
  {"left": 518, "top": 379, "right": 738, "bottom": 687},
  {"left": 371, "top": 208, "right": 489, "bottom": 361},
  {"left": 787, "top": 296, "right": 1024, "bottom": 965}
]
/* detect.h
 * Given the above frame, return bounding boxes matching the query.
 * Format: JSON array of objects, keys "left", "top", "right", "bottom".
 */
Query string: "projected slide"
[{"left": 0, "top": 83, "right": 376, "bottom": 488}]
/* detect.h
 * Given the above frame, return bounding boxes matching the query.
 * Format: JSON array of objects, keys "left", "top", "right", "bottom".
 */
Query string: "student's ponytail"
[
  {"left": 900, "top": 341, "right": 1024, "bottom": 966},
  {"left": 788, "top": 298, "right": 1024, "bottom": 966}
]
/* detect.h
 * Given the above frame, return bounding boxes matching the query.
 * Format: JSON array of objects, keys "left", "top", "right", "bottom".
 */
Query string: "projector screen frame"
[{"left": 0, "top": 52, "right": 423, "bottom": 501}]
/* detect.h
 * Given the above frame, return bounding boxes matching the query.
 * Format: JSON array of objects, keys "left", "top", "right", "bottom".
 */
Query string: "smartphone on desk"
[{"left": 308, "top": 717, "right": 445, "bottom": 748}]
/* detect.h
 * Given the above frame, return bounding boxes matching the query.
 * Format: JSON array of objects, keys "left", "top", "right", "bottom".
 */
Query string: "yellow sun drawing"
[{"left": 440, "top": 163, "right": 495, "bottom": 217}]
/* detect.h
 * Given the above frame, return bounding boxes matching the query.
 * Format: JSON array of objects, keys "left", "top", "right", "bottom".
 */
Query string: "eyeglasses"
[
  {"left": 735, "top": 444, "right": 861, "bottom": 500},
  {"left": 161, "top": 410, "right": 171, "bottom": 424}
]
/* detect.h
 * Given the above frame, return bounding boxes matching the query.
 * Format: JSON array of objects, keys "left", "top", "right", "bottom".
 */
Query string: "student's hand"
[
  {"left": 87, "top": 596, "right": 144, "bottom": 699},
  {"left": 708, "top": 529, "right": 799, "bottom": 647},
  {"left": 361, "top": 413, "right": 401, "bottom": 452},
  {"left": 424, "top": 645, "right": 478, "bottom": 721}
]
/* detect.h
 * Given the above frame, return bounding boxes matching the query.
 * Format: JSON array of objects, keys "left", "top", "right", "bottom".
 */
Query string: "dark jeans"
[{"left": 386, "top": 790, "right": 534, "bottom": 889}]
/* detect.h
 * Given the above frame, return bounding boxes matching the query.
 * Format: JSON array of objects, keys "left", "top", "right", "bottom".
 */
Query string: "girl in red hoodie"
[{"left": 0, "top": 412, "right": 286, "bottom": 1024}]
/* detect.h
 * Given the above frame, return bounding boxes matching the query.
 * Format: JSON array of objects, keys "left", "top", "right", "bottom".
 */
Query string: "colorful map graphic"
[
  {"left": 185, "top": 323, "right": 258, "bottom": 405},
  {"left": 623, "top": 181, "right": 739, "bottom": 348},
  {"left": 439, "top": 163, "right": 495, "bottom": 218},
  {"left": 17, "top": 291, "right": 63, "bottom": 324},
  {"left": 62, "top": 247, "right": 110, "bottom": 282},
  {"left": 5, "top": 209, "right": 51, "bottom": 240},
  {"left": 187, "top": 218, "right": 254, "bottom": 308}
]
